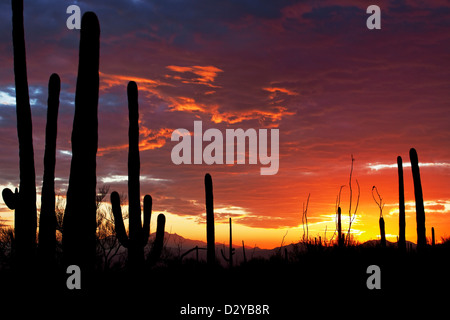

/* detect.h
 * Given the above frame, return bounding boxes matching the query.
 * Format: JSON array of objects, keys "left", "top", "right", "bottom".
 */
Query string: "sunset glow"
[{"left": 0, "top": 0, "right": 449, "bottom": 249}]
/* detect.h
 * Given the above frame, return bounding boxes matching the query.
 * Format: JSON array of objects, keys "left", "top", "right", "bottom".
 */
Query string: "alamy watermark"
[
  {"left": 171, "top": 121, "right": 279, "bottom": 175},
  {"left": 66, "top": 4, "right": 381, "bottom": 31}
]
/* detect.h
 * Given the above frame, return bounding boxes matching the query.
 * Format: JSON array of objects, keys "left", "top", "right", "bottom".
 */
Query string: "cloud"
[
  {"left": 166, "top": 65, "right": 223, "bottom": 87},
  {"left": 100, "top": 174, "right": 171, "bottom": 184},
  {"left": 1, "top": 0, "right": 450, "bottom": 245},
  {"left": 0, "top": 90, "right": 16, "bottom": 106},
  {"left": 367, "top": 162, "right": 450, "bottom": 171},
  {"left": 263, "top": 87, "right": 298, "bottom": 97},
  {"left": 98, "top": 126, "right": 173, "bottom": 155}
]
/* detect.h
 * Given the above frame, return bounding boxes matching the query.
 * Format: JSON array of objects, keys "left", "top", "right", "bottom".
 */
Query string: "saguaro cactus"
[
  {"left": 372, "top": 186, "right": 386, "bottom": 248},
  {"left": 242, "top": 240, "right": 247, "bottom": 264},
  {"left": 431, "top": 227, "right": 435, "bottom": 247},
  {"left": 110, "top": 81, "right": 163, "bottom": 269},
  {"left": 0, "top": 0, "right": 38, "bottom": 266},
  {"left": 410, "top": 148, "right": 426, "bottom": 250},
  {"left": 221, "top": 218, "right": 235, "bottom": 268},
  {"left": 337, "top": 207, "right": 343, "bottom": 247},
  {"left": 38, "top": 73, "right": 60, "bottom": 263},
  {"left": 62, "top": 12, "right": 100, "bottom": 270},
  {"left": 205, "top": 173, "right": 215, "bottom": 266},
  {"left": 3, "top": 1, "right": 61, "bottom": 268},
  {"left": 379, "top": 217, "right": 386, "bottom": 248},
  {"left": 397, "top": 156, "right": 406, "bottom": 251}
]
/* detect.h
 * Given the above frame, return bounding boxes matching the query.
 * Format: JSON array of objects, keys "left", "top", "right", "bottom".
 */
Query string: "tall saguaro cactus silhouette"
[
  {"left": 62, "top": 12, "right": 100, "bottom": 270},
  {"left": 397, "top": 156, "right": 406, "bottom": 251},
  {"left": 110, "top": 81, "right": 164, "bottom": 269},
  {"left": 3, "top": 1, "right": 61, "bottom": 268},
  {"left": 409, "top": 148, "right": 426, "bottom": 250},
  {"left": 1, "top": 0, "right": 38, "bottom": 266},
  {"left": 205, "top": 173, "right": 215, "bottom": 266},
  {"left": 38, "top": 73, "right": 60, "bottom": 263}
]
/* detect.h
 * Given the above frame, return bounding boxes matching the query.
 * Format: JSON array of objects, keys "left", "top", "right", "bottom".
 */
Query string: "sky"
[{"left": 0, "top": 0, "right": 449, "bottom": 249}]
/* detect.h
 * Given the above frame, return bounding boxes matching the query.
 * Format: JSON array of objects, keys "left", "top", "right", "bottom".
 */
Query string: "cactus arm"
[
  {"left": 110, "top": 191, "right": 129, "bottom": 248},
  {"left": 149, "top": 213, "right": 165, "bottom": 263},
  {"left": 220, "top": 248, "right": 229, "bottom": 262},
  {"left": 2, "top": 188, "right": 18, "bottom": 210}
]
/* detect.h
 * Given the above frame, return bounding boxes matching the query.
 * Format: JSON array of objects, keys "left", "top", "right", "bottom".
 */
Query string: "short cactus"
[
  {"left": 205, "top": 173, "right": 215, "bottom": 266},
  {"left": 337, "top": 207, "right": 343, "bottom": 247},
  {"left": 397, "top": 156, "right": 406, "bottom": 251},
  {"left": 372, "top": 186, "right": 386, "bottom": 248},
  {"left": 221, "top": 218, "right": 235, "bottom": 268},
  {"left": 431, "top": 227, "right": 435, "bottom": 247}
]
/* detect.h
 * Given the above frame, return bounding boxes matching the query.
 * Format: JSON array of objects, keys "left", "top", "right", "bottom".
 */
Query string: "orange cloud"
[
  {"left": 98, "top": 72, "right": 295, "bottom": 127},
  {"left": 168, "top": 96, "right": 212, "bottom": 113},
  {"left": 166, "top": 65, "right": 223, "bottom": 87},
  {"left": 263, "top": 87, "right": 298, "bottom": 100},
  {"left": 99, "top": 71, "right": 171, "bottom": 100},
  {"left": 211, "top": 106, "right": 295, "bottom": 125},
  {"left": 98, "top": 127, "right": 173, "bottom": 155},
  {"left": 138, "top": 127, "right": 173, "bottom": 151},
  {"left": 168, "top": 95, "right": 295, "bottom": 125}
]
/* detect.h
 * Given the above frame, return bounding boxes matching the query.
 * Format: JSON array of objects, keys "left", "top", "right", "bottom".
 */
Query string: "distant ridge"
[{"left": 152, "top": 232, "right": 418, "bottom": 264}]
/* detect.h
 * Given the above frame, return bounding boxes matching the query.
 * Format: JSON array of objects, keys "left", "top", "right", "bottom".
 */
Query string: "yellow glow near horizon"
[{"left": 1, "top": 189, "right": 449, "bottom": 249}]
